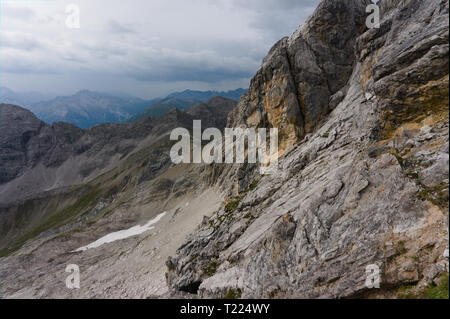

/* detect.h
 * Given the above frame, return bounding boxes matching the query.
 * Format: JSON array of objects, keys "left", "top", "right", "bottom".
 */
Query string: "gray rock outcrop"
[
  {"left": 166, "top": 0, "right": 449, "bottom": 298},
  {"left": 228, "top": 0, "right": 371, "bottom": 152}
]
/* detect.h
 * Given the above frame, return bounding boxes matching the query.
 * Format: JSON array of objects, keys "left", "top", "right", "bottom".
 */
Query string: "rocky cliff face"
[
  {"left": 166, "top": 0, "right": 449, "bottom": 298},
  {"left": 229, "top": 0, "right": 370, "bottom": 152}
]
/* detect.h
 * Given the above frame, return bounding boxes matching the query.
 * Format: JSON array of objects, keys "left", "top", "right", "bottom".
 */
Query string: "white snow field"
[{"left": 74, "top": 212, "right": 167, "bottom": 252}]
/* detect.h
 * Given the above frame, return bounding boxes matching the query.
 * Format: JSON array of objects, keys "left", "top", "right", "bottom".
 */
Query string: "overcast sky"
[{"left": 0, "top": 0, "right": 319, "bottom": 99}]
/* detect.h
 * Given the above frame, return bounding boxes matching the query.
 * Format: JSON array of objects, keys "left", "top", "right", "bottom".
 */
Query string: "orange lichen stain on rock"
[
  {"left": 261, "top": 77, "right": 300, "bottom": 154},
  {"left": 379, "top": 109, "right": 449, "bottom": 145},
  {"left": 421, "top": 139, "right": 447, "bottom": 152},
  {"left": 381, "top": 75, "right": 449, "bottom": 139},
  {"left": 394, "top": 123, "right": 421, "bottom": 137},
  {"left": 360, "top": 47, "right": 384, "bottom": 90},
  {"left": 245, "top": 111, "right": 261, "bottom": 127},
  {"left": 421, "top": 111, "right": 449, "bottom": 127},
  {"left": 381, "top": 201, "right": 448, "bottom": 297},
  {"left": 246, "top": 74, "right": 302, "bottom": 157}
]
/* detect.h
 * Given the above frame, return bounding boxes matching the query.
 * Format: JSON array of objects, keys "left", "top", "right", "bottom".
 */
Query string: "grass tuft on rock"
[{"left": 223, "top": 288, "right": 242, "bottom": 299}]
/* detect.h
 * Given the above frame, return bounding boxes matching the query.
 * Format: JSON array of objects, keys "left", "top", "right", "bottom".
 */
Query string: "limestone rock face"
[
  {"left": 357, "top": 0, "right": 449, "bottom": 137},
  {"left": 167, "top": 0, "right": 449, "bottom": 298},
  {"left": 229, "top": 0, "right": 371, "bottom": 151}
]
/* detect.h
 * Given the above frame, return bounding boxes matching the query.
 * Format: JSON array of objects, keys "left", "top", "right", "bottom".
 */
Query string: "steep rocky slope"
[{"left": 166, "top": 0, "right": 449, "bottom": 298}]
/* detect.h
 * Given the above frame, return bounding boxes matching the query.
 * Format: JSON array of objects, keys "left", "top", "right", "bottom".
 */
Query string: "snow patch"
[{"left": 73, "top": 212, "right": 166, "bottom": 252}]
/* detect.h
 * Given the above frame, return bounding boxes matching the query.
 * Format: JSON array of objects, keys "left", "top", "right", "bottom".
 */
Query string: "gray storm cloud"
[{"left": 0, "top": 0, "right": 319, "bottom": 98}]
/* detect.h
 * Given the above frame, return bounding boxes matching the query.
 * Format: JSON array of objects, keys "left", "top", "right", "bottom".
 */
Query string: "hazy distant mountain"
[
  {"left": 0, "top": 96, "right": 237, "bottom": 202},
  {"left": 166, "top": 89, "right": 247, "bottom": 103},
  {"left": 125, "top": 98, "right": 201, "bottom": 122},
  {"left": 0, "top": 87, "right": 246, "bottom": 129},
  {"left": 0, "top": 86, "right": 54, "bottom": 107},
  {"left": 27, "top": 90, "right": 155, "bottom": 129},
  {"left": 1, "top": 87, "right": 153, "bottom": 129},
  {"left": 126, "top": 88, "right": 246, "bottom": 123}
]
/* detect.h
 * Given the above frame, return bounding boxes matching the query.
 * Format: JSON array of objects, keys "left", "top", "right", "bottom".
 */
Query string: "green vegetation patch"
[
  {"left": 224, "top": 197, "right": 242, "bottom": 213},
  {"left": 223, "top": 288, "right": 242, "bottom": 299},
  {"left": 247, "top": 180, "right": 259, "bottom": 192},
  {"left": 399, "top": 273, "right": 449, "bottom": 299},
  {"left": 421, "top": 273, "right": 449, "bottom": 299},
  {"left": 417, "top": 181, "right": 449, "bottom": 210},
  {"left": 0, "top": 187, "right": 101, "bottom": 258},
  {"left": 224, "top": 179, "right": 259, "bottom": 213},
  {"left": 204, "top": 260, "right": 219, "bottom": 277}
]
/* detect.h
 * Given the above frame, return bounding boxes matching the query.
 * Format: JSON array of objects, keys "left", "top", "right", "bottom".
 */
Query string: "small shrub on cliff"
[
  {"left": 225, "top": 197, "right": 241, "bottom": 212},
  {"left": 204, "top": 261, "right": 219, "bottom": 277}
]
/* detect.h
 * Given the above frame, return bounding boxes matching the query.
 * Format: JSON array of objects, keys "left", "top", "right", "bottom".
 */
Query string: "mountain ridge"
[
  {"left": 126, "top": 89, "right": 247, "bottom": 123},
  {"left": 0, "top": 87, "right": 246, "bottom": 129},
  {"left": 0, "top": 96, "right": 237, "bottom": 205}
]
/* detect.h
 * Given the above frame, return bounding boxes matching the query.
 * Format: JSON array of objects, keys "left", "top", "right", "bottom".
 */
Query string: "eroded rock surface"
[
  {"left": 167, "top": 0, "right": 449, "bottom": 299},
  {"left": 229, "top": 0, "right": 371, "bottom": 152}
]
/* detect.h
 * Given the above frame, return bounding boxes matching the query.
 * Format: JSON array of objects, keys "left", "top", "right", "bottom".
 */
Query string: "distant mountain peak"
[
  {"left": 74, "top": 89, "right": 95, "bottom": 95},
  {"left": 126, "top": 88, "right": 246, "bottom": 123},
  {"left": 0, "top": 87, "right": 246, "bottom": 129}
]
